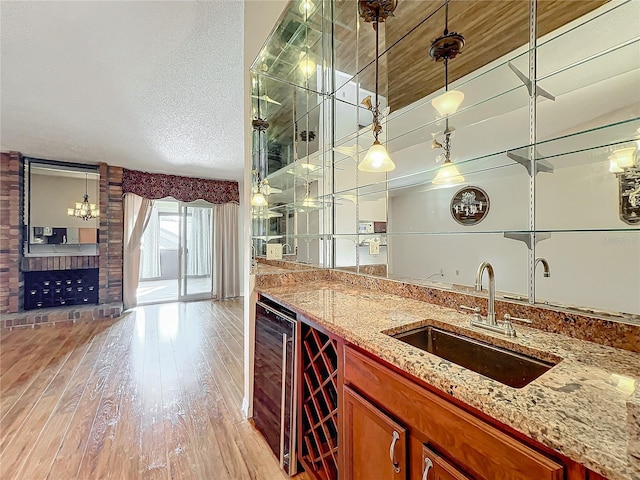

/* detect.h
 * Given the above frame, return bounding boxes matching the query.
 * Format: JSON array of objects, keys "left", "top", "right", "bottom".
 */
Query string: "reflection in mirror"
[
  {"left": 250, "top": 0, "right": 333, "bottom": 270},
  {"left": 251, "top": 0, "right": 639, "bottom": 321},
  {"left": 25, "top": 158, "right": 99, "bottom": 256}
]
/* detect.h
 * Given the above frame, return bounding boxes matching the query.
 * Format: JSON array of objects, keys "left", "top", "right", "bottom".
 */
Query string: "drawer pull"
[
  {"left": 389, "top": 430, "right": 401, "bottom": 473},
  {"left": 422, "top": 457, "right": 433, "bottom": 480}
]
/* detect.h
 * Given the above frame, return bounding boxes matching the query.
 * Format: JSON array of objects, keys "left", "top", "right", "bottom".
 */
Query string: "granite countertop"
[{"left": 257, "top": 280, "right": 640, "bottom": 480}]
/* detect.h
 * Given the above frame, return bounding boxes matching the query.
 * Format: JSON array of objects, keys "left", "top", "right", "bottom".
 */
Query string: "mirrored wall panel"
[{"left": 251, "top": 0, "right": 640, "bottom": 321}]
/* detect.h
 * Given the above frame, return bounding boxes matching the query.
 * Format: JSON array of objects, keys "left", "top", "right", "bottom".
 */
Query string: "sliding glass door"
[
  {"left": 179, "top": 203, "right": 213, "bottom": 300},
  {"left": 138, "top": 199, "right": 213, "bottom": 305}
]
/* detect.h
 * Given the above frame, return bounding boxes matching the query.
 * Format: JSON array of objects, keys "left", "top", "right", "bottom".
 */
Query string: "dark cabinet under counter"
[{"left": 24, "top": 268, "right": 98, "bottom": 310}]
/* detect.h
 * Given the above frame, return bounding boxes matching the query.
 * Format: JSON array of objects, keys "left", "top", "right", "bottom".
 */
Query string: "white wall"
[
  {"left": 389, "top": 145, "right": 640, "bottom": 315},
  {"left": 389, "top": 162, "right": 529, "bottom": 295},
  {"left": 30, "top": 173, "right": 99, "bottom": 228}
]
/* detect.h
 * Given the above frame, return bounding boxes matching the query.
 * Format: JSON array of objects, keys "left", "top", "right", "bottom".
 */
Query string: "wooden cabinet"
[
  {"left": 343, "top": 386, "right": 408, "bottom": 480},
  {"left": 343, "top": 346, "right": 564, "bottom": 480},
  {"left": 420, "top": 445, "right": 471, "bottom": 480}
]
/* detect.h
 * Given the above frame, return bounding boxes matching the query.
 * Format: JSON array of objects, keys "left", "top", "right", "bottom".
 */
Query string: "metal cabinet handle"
[
  {"left": 279, "top": 333, "right": 288, "bottom": 469},
  {"left": 422, "top": 457, "right": 434, "bottom": 480},
  {"left": 389, "top": 430, "right": 401, "bottom": 473}
]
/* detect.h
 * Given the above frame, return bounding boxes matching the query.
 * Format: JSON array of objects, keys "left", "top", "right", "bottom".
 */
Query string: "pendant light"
[
  {"left": 429, "top": 1, "right": 465, "bottom": 117},
  {"left": 608, "top": 146, "right": 636, "bottom": 173},
  {"left": 298, "top": 52, "right": 316, "bottom": 78},
  {"left": 357, "top": 0, "right": 397, "bottom": 173},
  {"left": 430, "top": 0, "right": 465, "bottom": 185},
  {"left": 250, "top": 172, "right": 268, "bottom": 207},
  {"left": 251, "top": 77, "right": 270, "bottom": 208},
  {"left": 67, "top": 173, "right": 99, "bottom": 221}
]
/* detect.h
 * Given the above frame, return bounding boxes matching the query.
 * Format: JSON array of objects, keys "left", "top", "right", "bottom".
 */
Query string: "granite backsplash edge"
[{"left": 255, "top": 267, "right": 640, "bottom": 354}]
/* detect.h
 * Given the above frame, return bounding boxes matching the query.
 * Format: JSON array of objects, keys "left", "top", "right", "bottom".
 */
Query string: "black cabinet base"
[{"left": 24, "top": 268, "right": 99, "bottom": 310}]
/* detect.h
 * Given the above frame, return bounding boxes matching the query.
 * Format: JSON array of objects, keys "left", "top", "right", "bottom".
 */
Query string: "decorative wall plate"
[{"left": 450, "top": 186, "right": 490, "bottom": 226}]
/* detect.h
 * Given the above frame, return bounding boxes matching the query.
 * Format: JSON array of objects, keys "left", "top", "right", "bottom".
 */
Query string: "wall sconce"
[
  {"left": 357, "top": 0, "right": 398, "bottom": 173},
  {"left": 432, "top": 126, "right": 464, "bottom": 185},
  {"left": 611, "top": 145, "right": 640, "bottom": 225}
]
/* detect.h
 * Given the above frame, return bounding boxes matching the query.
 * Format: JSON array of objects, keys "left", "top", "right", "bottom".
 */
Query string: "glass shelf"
[
  {"left": 269, "top": 200, "right": 331, "bottom": 213},
  {"left": 536, "top": 0, "right": 638, "bottom": 78},
  {"left": 329, "top": 118, "right": 640, "bottom": 199},
  {"left": 252, "top": 235, "right": 284, "bottom": 242},
  {"left": 510, "top": 117, "right": 640, "bottom": 162},
  {"left": 329, "top": 229, "right": 640, "bottom": 240}
]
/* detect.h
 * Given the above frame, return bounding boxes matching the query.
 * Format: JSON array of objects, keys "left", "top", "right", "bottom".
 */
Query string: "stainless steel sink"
[{"left": 391, "top": 326, "right": 557, "bottom": 388}]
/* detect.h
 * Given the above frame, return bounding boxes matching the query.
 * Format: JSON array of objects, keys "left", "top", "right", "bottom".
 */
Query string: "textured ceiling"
[{"left": 1, "top": 1, "right": 245, "bottom": 181}]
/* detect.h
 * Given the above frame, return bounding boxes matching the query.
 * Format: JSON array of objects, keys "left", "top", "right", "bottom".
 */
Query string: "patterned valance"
[{"left": 122, "top": 169, "right": 239, "bottom": 204}]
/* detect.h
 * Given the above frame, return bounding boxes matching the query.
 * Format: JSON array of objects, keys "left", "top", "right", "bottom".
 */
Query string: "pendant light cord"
[
  {"left": 443, "top": 0, "right": 451, "bottom": 157},
  {"left": 374, "top": 12, "right": 380, "bottom": 143}
]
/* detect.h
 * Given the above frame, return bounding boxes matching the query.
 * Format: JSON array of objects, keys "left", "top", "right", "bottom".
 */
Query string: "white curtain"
[
  {"left": 140, "top": 204, "right": 161, "bottom": 279},
  {"left": 187, "top": 207, "right": 212, "bottom": 276},
  {"left": 123, "top": 193, "right": 154, "bottom": 309},
  {"left": 211, "top": 202, "right": 240, "bottom": 299}
]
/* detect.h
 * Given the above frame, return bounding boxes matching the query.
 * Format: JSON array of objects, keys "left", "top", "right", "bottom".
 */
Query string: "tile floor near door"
[{"left": 0, "top": 299, "right": 309, "bottom": 480}]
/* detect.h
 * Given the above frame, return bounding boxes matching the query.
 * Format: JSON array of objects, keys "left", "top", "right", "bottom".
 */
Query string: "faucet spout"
[
  {"left": 535, "top": 257, "right": 551, "bottom": 277},
  {"left": 475, "top": 261, "right": 496, "bottom": 325}
]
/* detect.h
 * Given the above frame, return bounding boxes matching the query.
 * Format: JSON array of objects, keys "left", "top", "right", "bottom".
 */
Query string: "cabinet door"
[
  {"left": 421, "top": 445, "right": 471, "bottom": 480},
  {"left": 344, "top": 386, "right": 408, "bottom": 480}
]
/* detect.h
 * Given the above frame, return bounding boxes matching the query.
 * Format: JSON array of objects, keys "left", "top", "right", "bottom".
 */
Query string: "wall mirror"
[
  {"left": 251, "top": 0, "right": 640, "bottom": 322},
  {"left": 24, "top": 158, "right": 100, "bottom": 256}
]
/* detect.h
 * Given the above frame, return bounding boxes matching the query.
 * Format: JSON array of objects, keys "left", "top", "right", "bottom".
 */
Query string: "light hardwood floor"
[{"left": 0, "top": 299, "right": 309, "bottom": 480}]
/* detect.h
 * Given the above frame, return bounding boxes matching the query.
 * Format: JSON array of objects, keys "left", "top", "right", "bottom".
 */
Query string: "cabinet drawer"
[
  {"left": 421, "top": 444, "right": 471, "bottom": 480},
  {"left": 344, "top": 347, "right": 563, "bottom": 480}
]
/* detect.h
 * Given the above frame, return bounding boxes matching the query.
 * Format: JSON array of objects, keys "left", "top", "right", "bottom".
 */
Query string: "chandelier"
[{"left": 67, "top": 173, "right": 99, "bottom": 221}]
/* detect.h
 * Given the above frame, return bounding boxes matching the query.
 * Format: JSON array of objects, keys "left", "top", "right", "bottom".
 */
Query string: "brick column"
[
  {"left": 98, "top": 164, "right": 124, "bottom": 304},
  {"left": 106, "top": 166, "right": 123, "bottom": 303},
  {"left": 0, "top": 152, "right": 24, "bottom": 314}
]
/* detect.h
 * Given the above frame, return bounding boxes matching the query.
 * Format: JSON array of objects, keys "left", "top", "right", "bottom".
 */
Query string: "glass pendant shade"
[
  {"left": 432, "top": 90, "right": 464, "bottom": 117},
  {"left": 251, "top": 190, "right": 267, "bottom": 207},
  {"left": 299, "top": 0, "right": 314, "bottom": 15},
  {"left": 432, "top": 159, "right": 464, "bottom": 185},
  {"left": 299, "top": 53, "right": 316, "bottom": 77},
  {"left": 609, "top": 155, "right": 624, "bottom": 173},
  {"left": 613, "top": 147, "right": 636, "bottom": 168},
  {"left": 301, "top": 196, "right": 320, "bottom": 208},
  {"left": 358, "top": 141, "right": 395, "bottom": 172}
]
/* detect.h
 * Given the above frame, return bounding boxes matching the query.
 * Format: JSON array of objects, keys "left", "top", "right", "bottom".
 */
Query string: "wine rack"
[{"left": 299, "top": 322, "right": 339, "bottom": 480}]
